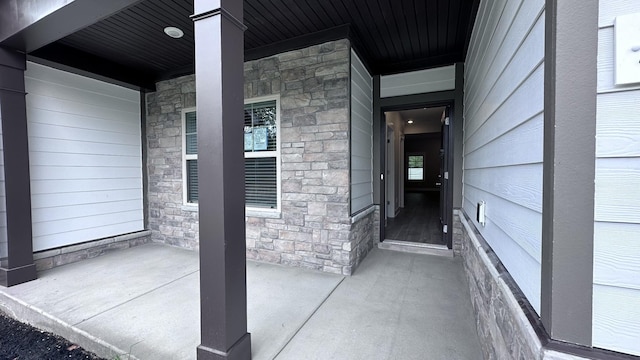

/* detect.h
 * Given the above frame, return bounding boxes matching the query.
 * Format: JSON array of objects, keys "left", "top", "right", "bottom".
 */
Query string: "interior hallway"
[{"left": 385, "top": 191, "right": 444, "bottom": 245}]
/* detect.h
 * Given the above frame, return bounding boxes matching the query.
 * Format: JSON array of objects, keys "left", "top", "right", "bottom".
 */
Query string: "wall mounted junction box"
[{"left": 614, "top": 13, "right": 640, "bottom": 85}]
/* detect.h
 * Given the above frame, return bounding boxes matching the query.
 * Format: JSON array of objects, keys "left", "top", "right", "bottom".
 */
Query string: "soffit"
[{"left": 29, "top": 0, "right": 479, "bottom": 88}]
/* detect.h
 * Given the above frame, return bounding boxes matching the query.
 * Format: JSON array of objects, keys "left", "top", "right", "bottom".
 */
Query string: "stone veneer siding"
[
  {"left": 458, "top": 210, "right": 593, "bottom": 360},
  {"left": 146, "top": 39, "right": 377, "bottom": 275},
  {"left": 33, "top": 231, "right": 151, "bottom": 271}
]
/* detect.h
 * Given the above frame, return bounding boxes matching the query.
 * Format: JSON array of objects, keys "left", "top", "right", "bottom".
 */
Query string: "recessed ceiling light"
[
  {"left": 164, "top": 26, "right": 184, "bottom": 39},
  {"left": 407, "top": 120, "right": 414, "bottom": 124}
]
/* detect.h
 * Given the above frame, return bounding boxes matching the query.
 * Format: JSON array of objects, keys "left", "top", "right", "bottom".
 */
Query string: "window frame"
[
  {"left": 181, "top": 95, "right": 281, "bottom": 213},
  {"left": 244, "top": 94, "right": 281, "bottom": 213},
  {"left": 407, "top": 153, "right": 425, "bottom": 181},
  {"left": 182, "top": 107, "right": 198, "bottom": 206}
]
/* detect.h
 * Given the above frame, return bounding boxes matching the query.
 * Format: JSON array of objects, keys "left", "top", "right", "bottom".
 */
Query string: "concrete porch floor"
[{"left": 0, "top": 243, "right": 482, "bottom": 360}]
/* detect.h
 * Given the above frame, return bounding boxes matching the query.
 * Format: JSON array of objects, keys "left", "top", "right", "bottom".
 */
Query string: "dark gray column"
[
  {"left": 192, "top": 1, "right": 251, "bottom": 359},
  {"left": 541, "top": 0, "right": 598, "bottom": 346},
  {"left": 0, "top": 47, "right": 36, "bottom": 287},
  {"left": 452, "top": 62, "right": 464, "bottom": 209},
  {"left": 373, "top": 75, "right": 384, "bottom": 242}
]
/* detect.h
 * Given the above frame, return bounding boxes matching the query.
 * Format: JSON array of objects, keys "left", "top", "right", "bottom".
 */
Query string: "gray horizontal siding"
[
  {"left": 25, "top": 62, "right": 144, "bottom": 251},
  {"left": 592, "top": 1, "right": 640, "bottom": 354},
  {"left": 463, "top": 0, "right": 545, "bottom": 313}
]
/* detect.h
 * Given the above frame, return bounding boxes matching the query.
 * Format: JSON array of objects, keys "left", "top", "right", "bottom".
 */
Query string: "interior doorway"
[{"left": 383, "top": 106, "right": 449, "bottom": 246}]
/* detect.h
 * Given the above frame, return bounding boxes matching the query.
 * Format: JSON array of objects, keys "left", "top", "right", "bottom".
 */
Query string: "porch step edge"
[{"left": 378, "top": 240, "right": 453, "bottom": 257}]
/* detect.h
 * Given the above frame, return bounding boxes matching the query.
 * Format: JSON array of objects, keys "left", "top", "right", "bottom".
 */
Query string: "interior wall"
[
  {"left": 405, "top": 133, "right": 441, "bottom": 192},
  {"left": 592, "top": 1, "right": 640, "bottom": 355},
  {"left": 463, "top": 0, "right": 545, "bottom": 313},
  {"left": 384, "top": 111, "right": 404, "bottom": 217}
]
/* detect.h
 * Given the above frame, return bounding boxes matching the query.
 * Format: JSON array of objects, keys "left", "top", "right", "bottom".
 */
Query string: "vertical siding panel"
[
  {"left": 379, "top": 65, "right": 455, "bottom": 98},
  {"left": 350, "top": 50, "right": 373, "bottom": 214},
  {"left": 463, "top": 0, "right": 544, "bottom": 313},
  {"left": 25, "top": 62, "right": 144, "bottom": 251}
]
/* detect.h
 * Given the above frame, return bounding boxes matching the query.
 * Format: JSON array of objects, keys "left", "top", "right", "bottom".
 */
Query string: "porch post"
[
  {"left": 0, "top": 47, "right": 36, "bottom": 287},
  {"left": 541, "top": 0, "right": 598, "bottom": 346},
  {"left": 192, "top": 1, "right": 251, "bottom": 359}
]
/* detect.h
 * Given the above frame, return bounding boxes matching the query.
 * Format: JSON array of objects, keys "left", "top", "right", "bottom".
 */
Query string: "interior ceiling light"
[
  {"left": 407, "top": 120, "right": 414, "bottom": 124},
  {"left": 164, "top": 26, "right": 184, "bottom": 39}
]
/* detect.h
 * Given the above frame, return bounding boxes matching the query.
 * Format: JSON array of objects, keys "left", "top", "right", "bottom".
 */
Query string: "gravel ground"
[{"left": 0, "top": 312, "right": 106, "bottom": 360}]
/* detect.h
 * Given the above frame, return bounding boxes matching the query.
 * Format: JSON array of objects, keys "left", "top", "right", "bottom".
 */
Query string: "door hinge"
[
  {"left": 444, "top": 117, "right": 450, "bottom": 125},
  {"left": 444, "top": 171, "right": 449, "bottom": 180},
  {"left": 443, "top": 225, "right": 448, "bottom": 233}
]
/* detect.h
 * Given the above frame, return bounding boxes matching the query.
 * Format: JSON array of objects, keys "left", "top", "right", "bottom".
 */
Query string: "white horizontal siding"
[
  {"left": 593, "top": 1, "right": 640, "bottom": 355},
  {"left": 350, "top": 50, "right": 374, "bottom": 214},
  {"left": 25, "top": 62, "right": 143, "bottom": 251},
  {"left": 380, "top": 65, "right": 455, "bottom": 98},
  {"left": 463, "top": 0, "right": 544, "bottom": 313}
]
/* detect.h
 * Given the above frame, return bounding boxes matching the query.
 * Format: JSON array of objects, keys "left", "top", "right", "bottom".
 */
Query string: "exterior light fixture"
[
  {"left": 164, "top": 26, "right": 184, "bottom": 39},
  {"left": 407, "top": 120, "right": 414, "bottom": 124}
]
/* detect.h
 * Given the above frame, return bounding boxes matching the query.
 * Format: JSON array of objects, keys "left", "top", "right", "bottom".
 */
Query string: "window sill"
[
  {"left": 181, "top": 204, "right": 281, "bottom": 219},
  {"left": 182, "top": 204, "right": 199, "bottom": 212},
  {"left": 246, "top": 209, "right": 281, "bottom": 219}
]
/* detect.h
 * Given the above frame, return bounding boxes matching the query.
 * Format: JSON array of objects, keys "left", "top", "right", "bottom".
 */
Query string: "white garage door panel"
[{"left": 26, "top": 62, "right": 143, "bottom": 251}]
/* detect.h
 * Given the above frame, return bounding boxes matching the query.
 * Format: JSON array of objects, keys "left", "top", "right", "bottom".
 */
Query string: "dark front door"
[{"left": 439, "top": 106, "right": 451, "bottom": 245}]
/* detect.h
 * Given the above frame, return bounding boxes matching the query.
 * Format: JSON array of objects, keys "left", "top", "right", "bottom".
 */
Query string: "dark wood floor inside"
[{"left": 385, "top": 191, "right": 444, "bottom": 245}]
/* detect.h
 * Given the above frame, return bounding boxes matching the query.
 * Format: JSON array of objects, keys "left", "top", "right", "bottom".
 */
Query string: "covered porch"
[
  {"left": 0, "top": 244, "right": 481, "bottom": 359},
  {"left": 0, "top": 0, "right": 481, "bottom": 358}
]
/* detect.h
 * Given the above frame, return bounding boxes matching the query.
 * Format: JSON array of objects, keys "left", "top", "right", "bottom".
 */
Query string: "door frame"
[{"left": 376, "top": 91, "right": 457, "bottom": 249}]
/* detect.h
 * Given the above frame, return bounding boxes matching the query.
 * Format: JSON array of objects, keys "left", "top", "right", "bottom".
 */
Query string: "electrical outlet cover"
[{"left": 614, "top": 13, "right": 640, "bottom": 85}]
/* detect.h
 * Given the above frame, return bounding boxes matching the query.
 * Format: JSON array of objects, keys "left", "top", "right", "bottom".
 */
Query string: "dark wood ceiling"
[{"left": 30, "top": 0, "right": 479, "bottom": 90}]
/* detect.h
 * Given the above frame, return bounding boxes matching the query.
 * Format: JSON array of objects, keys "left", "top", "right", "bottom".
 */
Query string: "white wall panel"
[
  {"left": 380, "top": 65, "right": 455, "bottom": 98},
  {"left": 25, "top": 62, "right": 143, "bottom": 251},
  {"left": 593, "top": 285, "right": 640, "bottom": 356},
  {"left": 593, "top": 1, "right": 640, "bottom": 355},
  {"left": 463, "top": 0, "right": 544, "bottom": 313},
  {"left": 350, "top": 50, "right": 374, "bottom": 214}
]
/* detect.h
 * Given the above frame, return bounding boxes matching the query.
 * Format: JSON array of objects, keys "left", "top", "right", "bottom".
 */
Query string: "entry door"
[
  {"left": 439, "top": 107, "right": 450, "bottom": 243},
  {"left": 385, "top": 125, "right": 395, "bottom": 220}
]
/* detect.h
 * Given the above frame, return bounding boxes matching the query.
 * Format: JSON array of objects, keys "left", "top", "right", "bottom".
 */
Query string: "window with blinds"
[
  {"left": 243, "top": 99, "right": 279, "bottom": 209},
  {"left": 182, "top": 97, "right": 280, "bottom": 210},
  {"left": 184, "top": 111, "right": 198, "bottom": 203}
]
